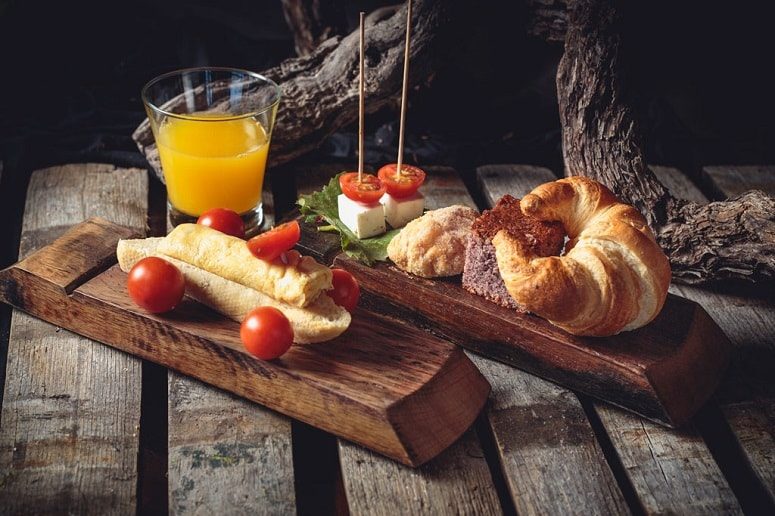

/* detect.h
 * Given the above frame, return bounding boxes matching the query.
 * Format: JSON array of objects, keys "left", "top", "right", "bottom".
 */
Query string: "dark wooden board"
[
  {"left": 335, "top": 257, "right": 731, "bottom": 427},
  {"left": 0, "top": 218, "right": 491, "bottom": 467}
]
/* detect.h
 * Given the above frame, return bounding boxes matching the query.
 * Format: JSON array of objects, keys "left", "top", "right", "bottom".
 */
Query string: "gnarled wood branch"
[
  {"left": 557, "top": 0, "right": 775, "bottom": 284},
  {"left": 133, "top": 0, "right": 463, "bottom": 176},
  {"left": 280, "top": 0, "right": 348, "bottom": 56}
]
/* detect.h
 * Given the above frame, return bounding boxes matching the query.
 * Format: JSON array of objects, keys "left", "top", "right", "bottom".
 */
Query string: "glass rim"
[{"left": 141, "top": 66, "right": 282, "bottom": 121}]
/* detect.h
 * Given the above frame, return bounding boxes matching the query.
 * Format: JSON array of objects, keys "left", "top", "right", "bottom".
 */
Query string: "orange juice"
[{"left": 156, "top": 114, "right": 269, "bottom": 216}]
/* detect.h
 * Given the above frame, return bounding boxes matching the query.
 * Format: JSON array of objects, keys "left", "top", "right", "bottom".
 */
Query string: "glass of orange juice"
[{"left": 142, "top": 67, "right": 281, "bottom": 234}]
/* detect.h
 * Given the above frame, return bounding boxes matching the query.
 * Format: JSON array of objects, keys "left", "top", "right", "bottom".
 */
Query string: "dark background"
[{"left": 1, "top": 0, "right": 774, "bottom": 178}]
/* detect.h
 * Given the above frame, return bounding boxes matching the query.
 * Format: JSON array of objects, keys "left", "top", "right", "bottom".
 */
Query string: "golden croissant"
[{"left": 492, "top": 176, "right": 671, "bottom": 336}]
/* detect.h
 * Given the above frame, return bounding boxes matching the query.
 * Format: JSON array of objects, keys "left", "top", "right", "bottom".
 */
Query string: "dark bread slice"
[{"left": 462, "top": 195, "right": 565, "bottom": 312}]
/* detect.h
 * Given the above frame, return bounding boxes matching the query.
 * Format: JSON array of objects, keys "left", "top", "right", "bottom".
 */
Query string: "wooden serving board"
[
  {"left": 0, "top": 218, "right": 490, "bottom": 467},
  {"left": 335, "top": 256, "right": 732, "bottom": 427}
]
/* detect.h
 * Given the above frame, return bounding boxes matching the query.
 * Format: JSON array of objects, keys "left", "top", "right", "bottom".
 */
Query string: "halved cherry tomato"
[
  {"left": 247, "top": 220, "right": 301, "bottom": 261},
  {"left": 339, "top": 172, "right": 386, "bottom": 203},
  {"left": 197, "top": 208, "right": 245, "bottom": 238},
  {"left": 377, "top": 164, "right": 426, "bottom": 198},
  {"left": 127, "top": 257, "right": 185, "bottom": 313},
  {"left": 329, "top": 268, "right": 360, "bottom": 312},
  {"left": 240, "top": 306, "right": 294, "bottom": 360}
]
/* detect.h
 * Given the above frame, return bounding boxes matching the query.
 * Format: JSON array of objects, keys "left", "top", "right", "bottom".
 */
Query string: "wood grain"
[
  {"left": 337, "top": 253, "right": 730, "bottom": 427},
  {"left": 0, "top": 164, "right": 146, "bottom": 514},
  {"left": 337, "top": 165, "right": 626, "bottom": 515},
  {"left": 339, "top": 428, "right": 500, "bottom": 516},
  {"left": 702, "top": 165, "right": 775, "bottom": 199},
  {"left": 474, "top": 165, "right": 632, "bottom": 515},
  {"left": 477, "top": 164, "right": 740, "bottom": 514},
  {"left": 166, "top": 192, "right": 298, "bottom": 514},
  {"left": 0, "top": 219, "right": 490, "bottom": 467},
  {"left": 334, "top": 168, "right": 503, "bottom": 515},
  {"left": 661, "top": 165, "right": 775, "bottom": 504}
]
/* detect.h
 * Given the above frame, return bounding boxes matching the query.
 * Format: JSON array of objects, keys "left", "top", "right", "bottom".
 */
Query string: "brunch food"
[
  {"left": 387, "top": 176, "right": 671, "bottom": 337},
  {"left": 337, "top": 165, "right": 427, "bottom": 238},
  {"left": 117, "top": 209, "right": 358, "bottom": 360}
]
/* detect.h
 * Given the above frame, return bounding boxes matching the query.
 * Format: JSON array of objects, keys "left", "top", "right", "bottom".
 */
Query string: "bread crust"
[
  {"left": 158, "top": 224, "right": 332, "bottom": 308},
  {"left": 493, "top": 177, "right": 671, "bottom": 336},
  {"left": 387, "top": 205, "right": 479, "bottom": 277},
  {"left": 117, "top": 238, "right": 350, "bottom": 344}
]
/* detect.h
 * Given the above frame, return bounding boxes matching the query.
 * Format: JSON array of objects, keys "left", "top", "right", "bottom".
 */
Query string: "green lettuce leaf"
[{"left": 297, "top": 174, "right": 399, "bottom": 265}]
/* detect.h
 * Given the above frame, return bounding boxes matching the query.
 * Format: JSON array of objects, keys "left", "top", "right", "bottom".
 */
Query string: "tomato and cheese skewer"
[
  {"left": 379, "top": 0, "right": 425, "bottom": 229},
  {"left": 337, "top": 12, "right": 387, "bottom": 239}
]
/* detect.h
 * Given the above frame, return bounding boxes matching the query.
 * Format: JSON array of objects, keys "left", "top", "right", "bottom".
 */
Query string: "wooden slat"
[
  {"left": 339, "top": 165, "right": 627, "bottom": 515},
  {"left": 702, "top": 165, "right": 775, "bottom": 198},
  {"left": 476, "top": 165, "right": 631, "bottom": 514},
  {"left": 477, "top": 164, "right": 741, "bottom": 514},
  {"left": 166, "top": 190, "right": 297, "bottom": 515},
  {"left": 328, "top": 166, "right": 496, "bottom": 513},
  {"left": 661, "top": 165, "right": 775, "bottom": 504},
  {"left": 0, "top": 164, "right": 145, "bottom": 513}
]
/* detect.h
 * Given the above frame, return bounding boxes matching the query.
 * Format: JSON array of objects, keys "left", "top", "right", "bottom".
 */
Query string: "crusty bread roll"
[
  {"left": 492, "top": 177, "right": 671, "bottom": 336},
  {"left": 388, "top": 205, "right": 479, "bottom": 277},
  {"left": 158, "top": 224, "right": 332, "bottom": 308},
  {"left": 117, "top": 238, "right": 350, "bottom": 344}
]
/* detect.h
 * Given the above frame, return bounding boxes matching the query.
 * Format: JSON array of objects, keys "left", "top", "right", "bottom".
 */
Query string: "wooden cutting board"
[
  {"left": 0, "top": 218, "right": 490, "bottom": 467},
  {"left": 335, "top": 256, "right": 732, "bottom": 427}
]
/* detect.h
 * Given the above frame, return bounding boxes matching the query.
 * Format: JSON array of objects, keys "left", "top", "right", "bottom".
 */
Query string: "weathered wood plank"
[
  {"left": 329, "top": 166, "right": 498, "bottom": 514},
  {"left": 167, "top": 190, "right": 298, "bottom": 515},
  {"left": 664, "top": 165, "right": 775, "bottom": 505},
  {"left": 478, "top": 164, "right": 740, "bottom": 514},
  {"left": 338, "top": 428, "right": 499, "bottom": 516},
  {"left": 477, "top": 164, "right": 630, "bottom": 515},
  {"left": 702, "top": 165, "right": 775, "bottom": 199},
  {"left": 0, "top": 164, "right": 146, "bottom": 514}
]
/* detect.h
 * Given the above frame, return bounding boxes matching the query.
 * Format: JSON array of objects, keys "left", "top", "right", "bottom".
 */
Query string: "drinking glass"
[{"left": 142, "top": 67, "right": 281, "bottom": 234}]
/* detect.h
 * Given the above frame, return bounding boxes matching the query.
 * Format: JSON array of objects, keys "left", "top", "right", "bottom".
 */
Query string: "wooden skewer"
[
  {"left": 358, "top": 11, "right": 366, "bottom": 183},
  {"left": 395, "top": 0, "right": 412, "bottom": 179}
]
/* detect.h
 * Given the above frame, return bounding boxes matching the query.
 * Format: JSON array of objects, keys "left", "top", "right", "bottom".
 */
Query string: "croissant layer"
[{"left": 493, "top": 177, "right": 671, "bottom": 336}]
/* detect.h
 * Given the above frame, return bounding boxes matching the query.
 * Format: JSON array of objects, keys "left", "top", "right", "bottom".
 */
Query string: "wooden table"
[{"left": 0, "top": 160, "right": 773, "bottom": 515}]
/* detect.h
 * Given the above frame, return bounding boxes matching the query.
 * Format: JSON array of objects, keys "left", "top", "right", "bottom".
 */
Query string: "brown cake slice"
[{"left": 462, "top": 195, "right": 565, "bottom": 312}]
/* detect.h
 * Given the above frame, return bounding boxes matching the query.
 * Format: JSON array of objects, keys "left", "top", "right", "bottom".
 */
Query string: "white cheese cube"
[
  {"left": 381, "top": 192, "right": 425, "bottom": 228},
  {"left": 337, "top": 194, "right": 386, "bottom": 238}
]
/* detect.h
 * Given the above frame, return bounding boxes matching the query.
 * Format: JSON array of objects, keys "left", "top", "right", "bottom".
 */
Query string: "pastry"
[
  {"left": 462, "top": 195, "right": 564, "bottom": 310},
  {"left": 493, "top": 177, "right": 671, "bottom": 336},
  {"left": 387, "top": 205, "right": 479, "bottom": 277}
]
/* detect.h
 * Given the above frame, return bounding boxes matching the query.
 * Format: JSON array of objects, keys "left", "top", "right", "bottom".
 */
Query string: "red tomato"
[
  {"left": 339, "top": 172, "right": 386, "bottom": 203},
  {"left": 197, "top": 208, "right": 245, "bottom": 238},
  {"left": 247, "top": 221, "right": 301, "bottom": 261},
  {"left": 329, "top": 269, "right": 360, "bottom": 312},
  {"left": 127, "top": 257, "right": 185, "bottom": 313},
  {"left": 240, "top": 307, "right": 294, "bottom": 360},
  {"left": 377, "top": 164, "right": 426, "bottom": 198}
]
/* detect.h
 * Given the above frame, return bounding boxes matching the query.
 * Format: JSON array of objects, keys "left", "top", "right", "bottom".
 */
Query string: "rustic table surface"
[{"left": 0, "top": 160, "right": 773, "bottom": 515}]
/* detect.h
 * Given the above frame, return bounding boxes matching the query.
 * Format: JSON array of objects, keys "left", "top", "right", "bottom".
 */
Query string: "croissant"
[{"left": 492, "top": 177, "right": 671, "bottom": 336}]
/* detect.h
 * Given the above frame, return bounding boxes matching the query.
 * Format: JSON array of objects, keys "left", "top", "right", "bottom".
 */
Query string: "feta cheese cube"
[
  {"left": 381, "top": 192, "right": 425, "bottom": 228},
  {"left": 337, "top": 194, "right": 386, "bottom": 238}
]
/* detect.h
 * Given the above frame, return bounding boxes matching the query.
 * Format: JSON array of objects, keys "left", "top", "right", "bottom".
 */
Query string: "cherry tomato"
[
  {"left": 247, "top": 221, "right": 301, "bottom": 261},
  {"left": 329, "top": 269, "right": 360, "bottom": 312},
  {"left": 240, "top": 306, "right": 294, "bottom": 360},
  {"left": 127, "top": 257, "right": 185, "bottom": 313},
  {"left": 197, "top": 208, "right": 245, "bottom": 238},
  {"left": 377, "top": 164, "right": 426, "bottom": 198},
  {"left": 339, "top": 172, "right": 386, "bottom": 203}
]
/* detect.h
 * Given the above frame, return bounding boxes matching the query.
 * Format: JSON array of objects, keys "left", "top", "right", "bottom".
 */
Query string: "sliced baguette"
[
  {"left": 158, "top": 224, "right": 331, "bottom": 308},
  {"left": 117, "top": 238, "right": 350, "bottom": 344}
]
